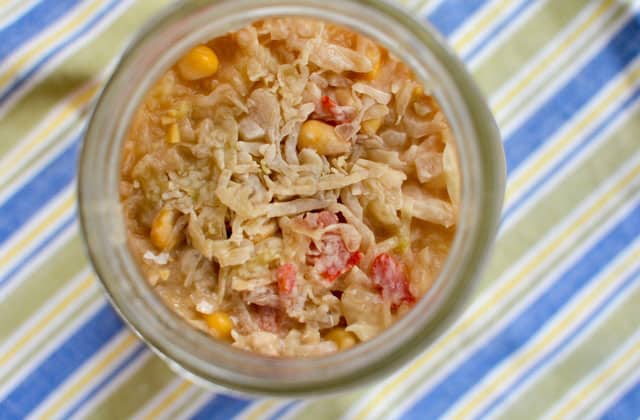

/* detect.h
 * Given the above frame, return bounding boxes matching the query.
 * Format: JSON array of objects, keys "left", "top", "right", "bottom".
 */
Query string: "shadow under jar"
[{"left": 78, "top": 0, "right": 505, "bottom": 397}]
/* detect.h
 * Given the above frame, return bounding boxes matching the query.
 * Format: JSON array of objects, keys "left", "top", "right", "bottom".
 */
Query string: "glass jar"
[{"left": 78, "top": 0, "right": 505, "bottom": 396}]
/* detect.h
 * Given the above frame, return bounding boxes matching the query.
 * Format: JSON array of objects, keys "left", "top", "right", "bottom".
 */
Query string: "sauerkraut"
[{"left": 120, "top": 18, "right": 460, "bottom": 357}]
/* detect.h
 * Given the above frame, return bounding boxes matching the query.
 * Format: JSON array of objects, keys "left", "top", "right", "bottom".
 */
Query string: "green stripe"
[
  {"left": 0, "top": 233, "right": 105, "bottom": 385},
  {"left": 84, "top": 355, "right": 176, "bottom": 420},
  {"left": 0, "top": 234, "right": 86, "bottom": 340},
  {"left": 1, "top": 293, "right": 102, "bottom": 387},
  {"left": 481, "top": 104, "right": 640, "bottom": 290},
  {"left": 471, "top": 0, "right": 624, "bottom": 99},
  {"left": 0, "top": 0, "right": 169, "bottom": 164},
  {"left": 167, "top": 388, "right": 209, "bottom": 419},
  {"left": 496, "top": 276, "right": 640, "bottom": 420},
  {"left": 320, "top": 100, "right": 640, "bottom": 420},
  {"left": 293, "top": 392, "right": 366, "bottom": 420},
  {"left": 495, "top": 1, "right": 628, "bottom": 128}
]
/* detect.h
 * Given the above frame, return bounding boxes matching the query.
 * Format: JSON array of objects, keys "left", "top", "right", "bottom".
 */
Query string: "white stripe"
[
  {"left": 164, "top": 385, "right": 208, "bottom": 420},
  {"left": 0, "top": 218, "right": 77, "bottom": 303},
  {"left": 490, "top": 0, "right": 624, "bottom": 123},
  {"left": 0, "top": 0, "right": 133, "bottom": 117},
  {"left": 497, "top": 5, "right": 629, "bottom": 133},
  {"left": 494, "top": 277, "right": 640, "bottom": 420},
  {"left": 0, "top": 121, "right": 81, "bottom": 206},
  {"left": 27, "top": 329, "right": 140, "bottom": 420},
  {"left": 0, "top": 185, "right": 76, "bottom": 282},
  {"left": 544, "top": 329, "right": 640, "bottom": 419},
  {"left": 589, "top": 376, "right": 640, "bottom": 420},
  {"left": 234, "top": 400, "right": 291, "bottom": 420},
  {"left": 386, "top": 189, "right": 640, "bottom": 420},
  {"left": 177, "top": 391, "right": 220, "bottom": 420},
  {"left": 0, "top": 62, "right": 115, "bottom": 187},
  {"left": 0, "top": 0, "right": 41, "bottom": 30},
  {"left": 0, "top": 267, "right": 97, "bottom": 380},
  {"left": 0, "top": 0, "right": 89, "bottom": 68},
  {"left": 502, "top": 72, "right": 640, "bottom": 231},
  {"left": 131, "top": 377, "right": 188, "bottom": 420},
  {"left": 416, "top": 0, "right": 445, "bottom": 17},
  {"left": 279, "top": 401, "right": 309, "bottom": 420},
  {"left": 68, "top": 350, "right": 154, "bottom": 420},
  {"left": 581, "top": 341, "right": 640, "bottom": 420},
  {"left": 0, "top": 297, "right": 104, "bottom": 401},
  {"left": 450, "top": 0, "right": 530, "bottom": 59},
  {"left": 466, "top": 0, "right": 549, "bottom": 68},
  {"left": 346, "top": 153, "right": 640, "bottom": 419},
  {"left": 443, "top": 239, "right": 640, "bottom": 419}
]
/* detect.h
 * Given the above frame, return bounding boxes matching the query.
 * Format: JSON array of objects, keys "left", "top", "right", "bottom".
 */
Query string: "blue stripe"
[
  {"left": 426, "top": 0, "right": 489, "bottom": 37},
  {"left": 0, "top": 0, "right": 122, "bottom": 107},
  {"left": 502, "top": 86, "right": 640, "bottom": 223},
  {"left": 0, "top": 1, "right": 43, "bottom": 32},
  {"left": 190, "top": 394, "right": 252, "bottom": 420},
  {"left": 0, "top": 213, "right": 75, "bottom": 289},
  {"left": 0, "top": 135, "right": 79, "bottom": 246},
  {"left": 0, "top": 304, "right": 124, "bottom": 419},
  {"left": 267, "top": 401, "right": 297, "bottom": 420},
  {"left": 400, "top": 202, "right": 640, "bottom": 419},
  {"left": 463, "top": 0, "right": 531, "bottom": 63},
  {"left": 504, "top": 17, "right": 640, "bottom": 172},
  {"left": 60, "top": 343, "right": 148, "bottom": 419},
  {"left": 477, "top": 264, "right": 640, "bottom": 418},
  {"left": 600, "top": 379, "right": 640, "bottom": 420},
  {"left": 0, "top": 0, "right": 81, "bottom": 62}
]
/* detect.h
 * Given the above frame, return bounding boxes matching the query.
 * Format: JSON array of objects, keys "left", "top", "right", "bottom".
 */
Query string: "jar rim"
[{"left": 78, "top": 0, "right": 505, "bottom": 396}]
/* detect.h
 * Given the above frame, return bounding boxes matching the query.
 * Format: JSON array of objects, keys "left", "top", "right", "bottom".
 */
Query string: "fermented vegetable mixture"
[{"left": 121, "top": 18, "right": 460, "bottom": 357}]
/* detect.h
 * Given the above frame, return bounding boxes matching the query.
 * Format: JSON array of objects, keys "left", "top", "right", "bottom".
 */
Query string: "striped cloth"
[{"left": 0, "top": 0, "right": 639, "bottom": 418}]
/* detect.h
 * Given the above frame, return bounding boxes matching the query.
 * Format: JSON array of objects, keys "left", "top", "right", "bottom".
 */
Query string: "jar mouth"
[{"left": 78, "top": 0, "right": 505, "bottom": 396}]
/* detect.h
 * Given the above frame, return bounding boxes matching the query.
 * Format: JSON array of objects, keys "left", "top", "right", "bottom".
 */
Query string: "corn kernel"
[
  {"left": 364, "top": 45, "right": 381, "bottom": 80},
  {"left": 167, "top": 123, "right": 180, "bottom": 144},
  {"left": 206, "top": 311, "right": 233, "bottom": 340},
  {"left": 325, "top": 328, "right": 358, "bottom": 350},
  {"left": 177, "top": 101, "right": 191, "bottom": 117},
  {"left": 177, "top": 45, "right": 219, "bottom": 81},
  {"left": 413, "top": 85, "right": 424, "bottom": 98},
  {"left": 361, "top": 118, "right": 383, "bottom": 136},
  {"left": 160, "top": 116, "right": 175, "bottom": 126},
  {"left": 298, "top": 120, "right": 350, "bottom": 156},
  {"left": 150, "top": 207, "right": 180, "bottom": 250}
]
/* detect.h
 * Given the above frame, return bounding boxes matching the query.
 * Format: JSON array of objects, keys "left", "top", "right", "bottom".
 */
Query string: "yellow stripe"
[
  {"left": 0, "top": 81, "right": 100, "bottom": 183},
  {"left": 355, "top": 162, "right": 640, "bottom": 420},
  {"left": 451, "top": 247, "right": 640, "bottom": 419},
  {"left": 142, "top": 380, "right": 193, "bottom": 420},
  {"left": 505, "top": 64, "right": 640, "bottom": 203},
  {"left": 0, "top": 0, "right": 105, "bottom": 89},
  {"left": 38, "top": 333, "right": 139, "bottom": 419},
  {"left": 452, "top": 0, "right": 515, "bottom": 52},
  {"left": 0, "top": 273, "right": 95, "bottom": 369},
  {"left": 0, "top": 191, "right": 74, "bottom": 270},
  {"left": 552, "top": 335, "right": 640, "bottom": 418},
  {"left": 492, "top": 0, "right": 617, "bottom": 115},
  {"left": 242, "top": 400, "right": 283, "bottom": 420}
]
